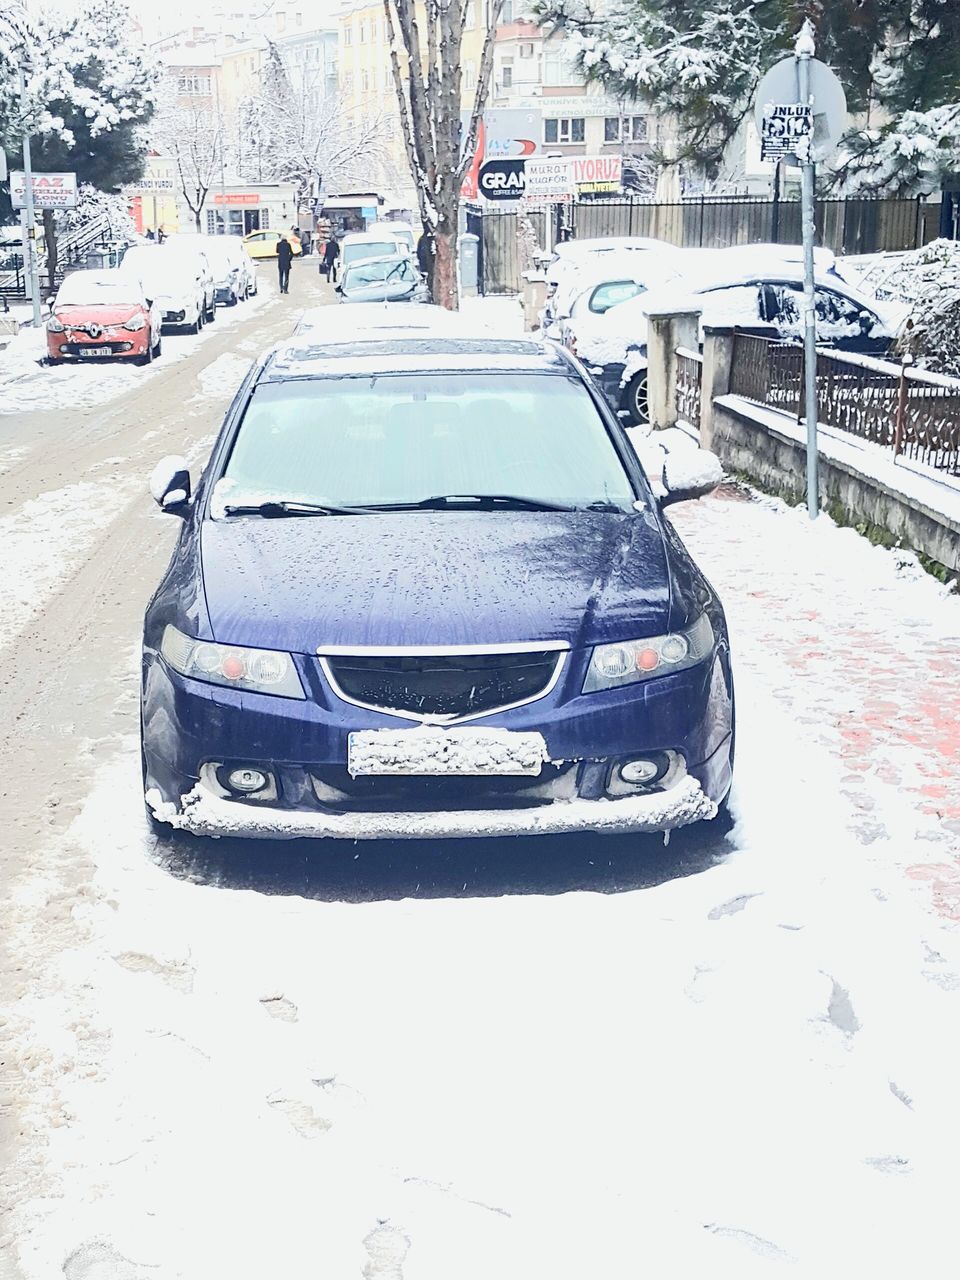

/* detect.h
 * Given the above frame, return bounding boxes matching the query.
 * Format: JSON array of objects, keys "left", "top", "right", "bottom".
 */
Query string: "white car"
[
  {"left": 379, "top": 221, "right": 417, "bottom": 255},
  {"left": 118, "top": 245, "right": 207, "bottom": 334},
  {"left": 541, "top": 237, "right": 674, "bottom": 330},
  {"left": 198, "top": 234, "right": 256, "bottom": 306},
  {"left": 340, "top": 231, "right": 407, "bottom": 271},
  {"left": 295, "top": 301, "right": 488, "bottom": 338},
  {"left": 160, "top": 236, "right": 218, "bottom": 324}
]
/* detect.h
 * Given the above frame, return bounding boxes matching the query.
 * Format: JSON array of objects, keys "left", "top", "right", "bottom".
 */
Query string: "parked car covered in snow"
[
  {"left": 46, "top": 269, "right": 162, "bottom": 366},
  {"left": 335, "top": 255, "right": 429, "bottom": 305},
  {"left": 565, "top": 265, "right": 908, "bottom": 425},
  {"left": 119, "top": 245, "right": 208, "bottom": 334},
  {"left": 190, "top": 234, "right": 257, "bottom": 305},
  {"left": 142, "top": 331, "right": 734, "bottom": 840},
  {"left": 541, "top": 236, "right": 673, "bottom": 331},
  {"left": 158, "top": 237, "right": 218, "bottom": 325},
  {"left": 340, "top": 231, "right": 408, "bottom": 271}
]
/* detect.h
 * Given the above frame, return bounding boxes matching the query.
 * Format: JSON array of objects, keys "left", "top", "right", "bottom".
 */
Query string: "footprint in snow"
[
  {"left": 260, "top": 994, "right": 299, "bottom": 1022},
  {"left": 707, "top": 892, "right": 760, "bottom": 920},
  {"left": 362, "top": 1224, "right": 410, "bottom": 1280},
  {"left": 112, "top": 951, "right": 194, "bottom": 994},
  {"left": 266, "top": 1092, "right": 332, "bottom": 1138}
]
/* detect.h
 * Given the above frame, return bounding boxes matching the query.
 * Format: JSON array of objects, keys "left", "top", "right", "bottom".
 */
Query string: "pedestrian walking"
[
  {"left": 322, "top": 234, "right": 340, "bottom": 284},
  {"left": 277, "top": 234, "right": 294, "bottom": 294},
  {"left": 416, "top": 228, "right": 436, "bottom": 295}
]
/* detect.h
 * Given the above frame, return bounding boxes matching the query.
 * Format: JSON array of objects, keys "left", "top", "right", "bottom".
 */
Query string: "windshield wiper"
[
  {"left": 356, "top": 493, "right": 577, "bottom": 512},
  {"left": 223, "top": 500, "right": 362, "bottom": 517}
]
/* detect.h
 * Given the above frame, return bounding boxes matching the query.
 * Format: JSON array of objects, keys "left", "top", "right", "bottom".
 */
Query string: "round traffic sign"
[{"left": 754, "top": 55, "right": 847, "bottom": 161}]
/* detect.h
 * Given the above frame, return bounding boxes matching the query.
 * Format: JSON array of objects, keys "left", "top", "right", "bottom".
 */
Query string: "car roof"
[
  {"left": 343, "top": 253, "right": 413, "bottom": 269},
  {"left": 296, "top": 302, "right": 483, "bottom": 335},
  {"left": 342, "top": 230, "right": 403, "bottom": 243},
  {"left": 261, "top": 333, "right": 569, "bottom": 381}
]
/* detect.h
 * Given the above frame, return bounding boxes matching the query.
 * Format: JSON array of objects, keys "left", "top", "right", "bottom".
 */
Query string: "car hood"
[
  {"left": 342, "top": 281, "right": 421, "bottom": 303},
  {"left": 55, "top": 303, "right": 144, "bottom": 326},
  {"left": 200, "top": 510, "right": 671, "bottom": 652}
]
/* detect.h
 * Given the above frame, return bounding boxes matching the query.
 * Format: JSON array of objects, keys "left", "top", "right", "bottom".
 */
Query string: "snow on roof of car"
[
  {"left": 295, "top": 301, "right": 488, "bottom": 336},
  {"left": 341, "top": 230, "right": 405, "bottom": 243},
  {"left": 263, "top": 334, "right": 565, "bottom": 380},
  {"left": 553, "top": 236, "right": 669, "bottom": 258}
]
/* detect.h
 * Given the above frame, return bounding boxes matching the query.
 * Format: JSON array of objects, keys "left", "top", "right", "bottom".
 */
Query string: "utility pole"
[
  {"left": 215, "top": 77, "right": 227, "bottom": 233},
  {"left": 795, "top": 19, "right": 819, "bottom": 519},
  {"left": 18, "top": 59, "right": 43, "bottom": 326}
]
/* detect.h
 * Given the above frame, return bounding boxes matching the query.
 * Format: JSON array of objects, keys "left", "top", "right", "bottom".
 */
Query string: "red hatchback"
[{"left": 47, "top": 269, "right": 162, "bottom": 366}]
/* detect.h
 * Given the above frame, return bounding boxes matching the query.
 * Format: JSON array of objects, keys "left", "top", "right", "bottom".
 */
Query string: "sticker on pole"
[{"left": 760, "top": 104, "right": 813, "bottom": 162}]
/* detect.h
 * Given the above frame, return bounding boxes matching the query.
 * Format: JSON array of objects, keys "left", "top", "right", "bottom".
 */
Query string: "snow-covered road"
[{"left": 1, "top": 273, "right": 959, "bottom": 1279}]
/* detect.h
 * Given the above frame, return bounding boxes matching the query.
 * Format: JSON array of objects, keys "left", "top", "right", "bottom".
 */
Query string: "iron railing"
[
  {"left": 729, "top": 332, "right": 960, "bottom": 475},
  {"left": 676, "top": 347, "right": 703, "bottom": 428}
]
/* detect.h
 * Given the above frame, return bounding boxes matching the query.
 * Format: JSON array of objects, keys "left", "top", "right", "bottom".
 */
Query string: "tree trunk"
[
  {"left": 42, "top": 209, "right": 58, "bottom": 293},
  {"left": 432, "top": 223, "right": 457, "bottom": 310},
  {"left": 195, "top": 208, "right": 203, "bottom": 231}
]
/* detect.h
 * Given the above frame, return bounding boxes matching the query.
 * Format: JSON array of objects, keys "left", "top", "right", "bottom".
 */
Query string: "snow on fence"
[
  {"left": 729, "top": 332, "right": 960, "bottom": 476},
  {"left": 675, "top": 346, "right": 703, "bottom": 429}
]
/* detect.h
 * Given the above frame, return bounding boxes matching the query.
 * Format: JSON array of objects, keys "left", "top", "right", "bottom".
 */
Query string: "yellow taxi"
[{"left": 242, "top": 230, "right": 303, "bottom": 260}]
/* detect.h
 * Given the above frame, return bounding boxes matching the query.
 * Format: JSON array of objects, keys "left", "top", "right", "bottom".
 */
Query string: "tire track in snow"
[{"left": 0, "top": 477, "right": 137, "bottom": 654}]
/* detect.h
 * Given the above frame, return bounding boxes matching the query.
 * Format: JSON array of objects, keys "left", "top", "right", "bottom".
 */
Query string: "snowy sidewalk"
[{"left": 672, "top": 485, "right": 960, "bottom": 915}]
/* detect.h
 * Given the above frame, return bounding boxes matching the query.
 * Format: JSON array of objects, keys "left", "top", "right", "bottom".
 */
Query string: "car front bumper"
[
  {"left": 146, "top": 771, "right": 717, "bottom": 840},
  {"left": 142, "top": 642, "right": 733, "bottom": 840}
]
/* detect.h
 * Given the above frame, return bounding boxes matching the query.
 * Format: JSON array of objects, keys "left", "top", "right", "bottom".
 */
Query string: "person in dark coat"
[
  {"left": 322, "top": 235, "right": 340, "bottom": 283},
  {"left": 416, "top": 228, "right": 435, "bottom": 294},
  {"left": 277, "top": 234, "right": 294, "bottom": 293}
]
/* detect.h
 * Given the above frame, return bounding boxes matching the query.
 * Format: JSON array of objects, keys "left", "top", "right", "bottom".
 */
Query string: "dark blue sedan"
[{"left": 141, "top": 332, "right": 734, "bottom": 839}]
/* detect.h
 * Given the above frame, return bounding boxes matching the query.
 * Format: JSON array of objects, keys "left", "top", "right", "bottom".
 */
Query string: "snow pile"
[
  {"left": 348, "top": 726, "right": 549, "bottom": 777},
  {"left": 193, "top": 352, "right": 254, "bottom": 400}
]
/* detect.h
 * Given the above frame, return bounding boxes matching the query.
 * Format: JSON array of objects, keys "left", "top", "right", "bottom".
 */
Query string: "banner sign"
[
  {"left": 11, "top": 171, "right": 78, "bottom": 210},
  {"left": 523, "top": 157, "right": 573, "bottom": 203},
  {"left": 572, "top": 155, "right": 622, "bottom": 197},
  {"left": 522, "top": 156, "right": 623, "bottom": 203},
  {"left": 478, "top": 158, "right": 527, "bottom": 202}
]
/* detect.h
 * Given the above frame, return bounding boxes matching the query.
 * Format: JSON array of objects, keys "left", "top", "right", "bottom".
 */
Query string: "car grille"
[{"left": 323, "top": 648, "right": 563, "bottom": 721}]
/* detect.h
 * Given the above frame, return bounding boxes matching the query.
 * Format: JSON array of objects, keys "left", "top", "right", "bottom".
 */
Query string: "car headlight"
[
  {"left": 583, "top": 614, "right": 714, "bottom": 693},
  {"left": 47, "top": 316, "right": 66, "bottom": 332},
  {"left": 160, "top": 625, "right": 305, "bottom": 699},
  {"left": 123, "top": 315, "right": 146, "bottom": 331}
]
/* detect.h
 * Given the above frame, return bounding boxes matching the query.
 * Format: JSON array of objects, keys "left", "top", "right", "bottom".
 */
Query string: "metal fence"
[
  {"left": 676, "top": 347, "right": 703, "bottom": 428},
  {"left": 729, "top": 332, "right": 960, "bottom": 475},
  {"left": 569, "top": 196, "right": 932, "bottom": 255}
]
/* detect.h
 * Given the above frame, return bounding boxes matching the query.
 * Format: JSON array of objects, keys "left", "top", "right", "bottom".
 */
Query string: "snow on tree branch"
[{"left": 828, "top": 104, "right": 960, "bottom": 198}]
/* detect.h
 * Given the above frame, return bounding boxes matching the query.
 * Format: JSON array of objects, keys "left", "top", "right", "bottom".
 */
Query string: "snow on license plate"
[
  {"left": 79, "top": 346, "right": 112, "bottom": 357},
  {"left": 348, "top": 726, "right": 548, "bottom": 777}
]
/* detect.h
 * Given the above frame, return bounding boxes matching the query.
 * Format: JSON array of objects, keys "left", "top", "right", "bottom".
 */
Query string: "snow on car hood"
[{"left": 200, "top": 509, "right": 671, "bottom": 653}]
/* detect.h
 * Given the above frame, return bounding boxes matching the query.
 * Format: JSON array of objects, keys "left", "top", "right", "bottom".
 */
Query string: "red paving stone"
[{"left": 671, "top": 485, "right": 960, "bottom": 917}]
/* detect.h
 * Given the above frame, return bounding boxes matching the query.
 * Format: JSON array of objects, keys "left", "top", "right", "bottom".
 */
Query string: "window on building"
[
  {"left": 359, "top": 19, "right": 367, "bottom": 41},
  {"left": 296, "top": 10, "right": 303, "bottom": 24},
  {"left": 544, "top": 116, "right": 584, "bottom": 144},
  {"left": 500, "top": 0, "right": 513, "bottom": 20},
  {"left": 344, "top": 24, "right": 352, "bottom": 45},
  {"left": 518, "top": 41, "right": 534, "bottom": 57},
  {"left": 176, "top": 75, "right": 212, "bottom": 95},
  {"left": 464, "top": 61, "right": 476, "bottom": 90},
  {"left": 261, "top": 209, "right": 270, "bottom": 230},
  {"left": 382, "top": 65, "right": 392, "bottom": 90},
  {"left": 360, "top": 68, "right": 370, "bottom": 92},
  {"left": 370, "top": 17, "right": 377, "bottom": 40},
  {"left": 465, "top": 0, "right": 476, "bottom": 27},
  {"left": 342, "top": 71, "right": 354, "bottom": 94},
  {"left": 543, "top": 40, "right": 576, "bottom": 86},
  {"left": 604, "top": 115, "right": 648, "bottom": 144},
  {"left": 501, "top": 60, "right": 513, "bottom": 88}
]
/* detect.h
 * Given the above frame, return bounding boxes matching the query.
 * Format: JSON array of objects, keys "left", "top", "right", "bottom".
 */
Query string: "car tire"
[
  {"left": 153, "top": 333, "right": 162, "bottom": 359},
  {"left": 46, "top": 355, "right": 64, "bottom": 366},
  {"left": 136, "top": 340, "right": 153, "bottom": 367},
  {"left": 623, "top": 371, "right": 649, "bottom": 426},
  {"left": 228, "top": 290, "right": 239, "bottom": 306},
  {"left": 206, "top": 298, "right": 217, "bottom": 323}
]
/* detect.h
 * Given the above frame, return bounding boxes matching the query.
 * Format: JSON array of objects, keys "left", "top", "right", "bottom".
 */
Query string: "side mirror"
[
  {"left": 660, "top": 448, "right": 723, "bottom": 507},
  {"left": 149, "top": 455, "right": 192, "bottom": 515}
]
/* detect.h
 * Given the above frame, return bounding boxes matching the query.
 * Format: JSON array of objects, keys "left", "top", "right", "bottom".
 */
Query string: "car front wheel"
[{"left": 623, "top": 370, "right": 649, "bottom": 426}]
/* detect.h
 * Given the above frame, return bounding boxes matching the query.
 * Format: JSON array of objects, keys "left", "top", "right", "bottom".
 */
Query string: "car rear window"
[{"left": 218, "top": 372, "right": 636, "bottom": 512}]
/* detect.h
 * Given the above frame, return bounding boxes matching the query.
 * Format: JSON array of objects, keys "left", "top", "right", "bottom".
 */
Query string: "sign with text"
[
  {"left": 760, "top": 103, "right": 813, "bottom": 162},
  {"left": 11, "top": 171, "right": 78, "bottom": 210},
  {"left": 572, "top": 155, "right": 622, "bottom": 197},
  {"left": 213, "top": 192, "right": 260, "bottom": 205},
  {"left": 523, "top": 157, "right": 573, "bottom": 203},
  {"left": 479, "top": 158, "right": 527, "bottom": 201}
]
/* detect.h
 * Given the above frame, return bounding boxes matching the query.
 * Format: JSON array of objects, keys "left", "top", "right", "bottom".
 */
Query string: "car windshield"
[
  {"left": 55, "top": 274, "right": 141, "bottom": 306},
  {"left": 343, "top": 240, "right": 400, "bottom": 266},
  {"left": 344, "top": 259, "right": 416, "bottom": 289},
  {"left": 217, "top": 372, "right": 636, "bottom": 512}
]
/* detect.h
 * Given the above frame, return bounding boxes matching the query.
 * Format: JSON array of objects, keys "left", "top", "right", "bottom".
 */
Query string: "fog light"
[
  {"left": 226, "top": 767, "right": 268, "bottom": 793},
  {"left": 618, "top": 757, "right": 665, "bottom": 785}
]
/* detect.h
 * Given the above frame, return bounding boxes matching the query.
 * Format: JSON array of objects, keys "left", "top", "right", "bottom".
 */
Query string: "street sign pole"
[
  {"left": 18, "top": 60, "right": 42, "bottom": 327},
  {"left": 796, "top": 21, "right": 819, "bottom": 519}
]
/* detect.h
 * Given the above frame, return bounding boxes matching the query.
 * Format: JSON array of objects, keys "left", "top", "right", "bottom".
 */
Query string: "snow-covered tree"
[
  {"left": 238, "top": 44, "right": 395, "bottom": 204},
  {"left": 533, "top": 0, "right": 960, "bottom": 191},
  {"left": 384, "top": 0, "right": 504, "bottom": 309},
  {"left": 151, "top": 81, "right": 230, "bottom": 231},
  {"left": 0, "top": 0, "right": 157, "bottom": 279},
  {"left": 831, "top": 104, "right": 960, "bottom": 198},
  {"left": 892, "top": 240, "right": 960, "bottom": 378}
]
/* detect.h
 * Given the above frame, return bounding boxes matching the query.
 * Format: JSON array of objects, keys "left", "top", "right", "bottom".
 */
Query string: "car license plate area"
[
  {"left": 348, "top": 727, "right": 547, "bottom": 777},
  {"left": 79, "top": 346, "right": 112, "bottom": 357}
]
